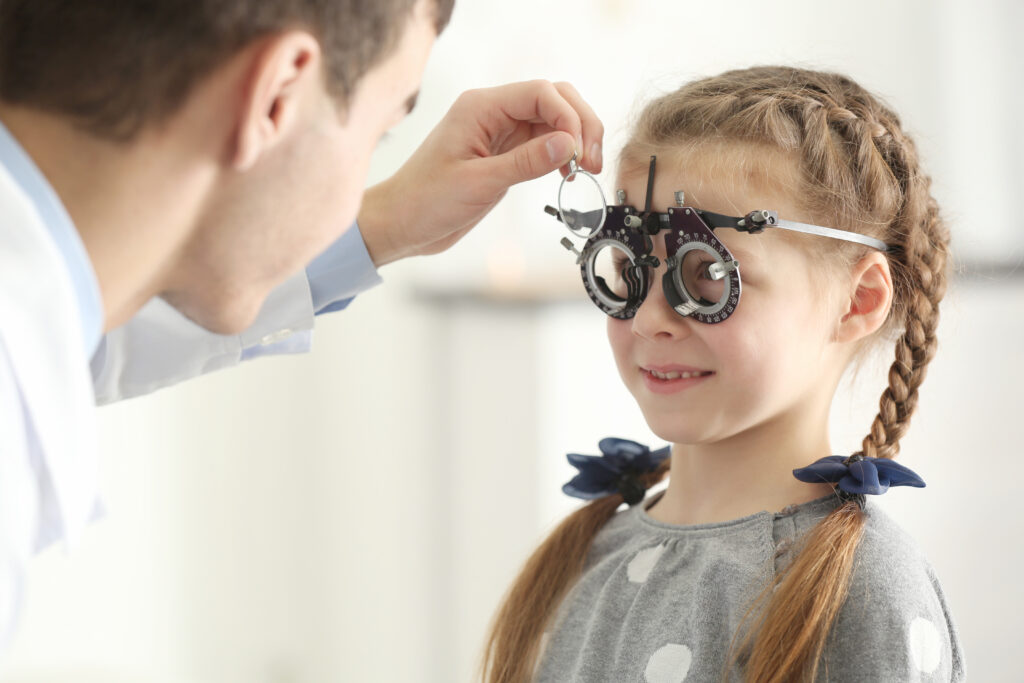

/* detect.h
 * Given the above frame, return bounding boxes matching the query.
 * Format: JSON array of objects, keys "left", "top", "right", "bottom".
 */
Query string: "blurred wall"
[{"left": 4, "top": 0, "right": 1021, "bottom": 681}]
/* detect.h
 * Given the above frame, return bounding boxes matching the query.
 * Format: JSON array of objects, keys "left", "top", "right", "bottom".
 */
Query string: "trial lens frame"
[{"left": 545, "top": 155, "right": 890, "bottom": 323}]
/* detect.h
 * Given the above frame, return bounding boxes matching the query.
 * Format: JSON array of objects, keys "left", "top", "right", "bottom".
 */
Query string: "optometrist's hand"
[{"left": 357, "top": 80, "right": 604, "bottom": 267}]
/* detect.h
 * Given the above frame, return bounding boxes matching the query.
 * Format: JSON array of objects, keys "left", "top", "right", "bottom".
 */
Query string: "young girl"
[{"left": 482, "top": 66, "right": 964, "bottom": 682}]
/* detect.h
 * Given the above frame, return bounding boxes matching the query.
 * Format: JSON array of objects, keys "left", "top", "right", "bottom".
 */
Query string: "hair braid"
[
  {"left": 785, "top": 81, "right": 949, "bottom": 462},
  {"left": 859, "top": 140, "right": 949, "bottom": 460}
]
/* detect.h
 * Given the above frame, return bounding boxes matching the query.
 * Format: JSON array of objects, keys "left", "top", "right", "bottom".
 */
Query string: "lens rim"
[
  {"left": 584, "top": 237, "right": 641, "bottom": 310},
  {"left": 669, "top": 241, "right": 732, "bottom": 314},
  {"left": 662, "top": 207, "right": 742, "bottom": 324},
  {"left": 557, "top": 168, "right": 608, "bottom": 239}
]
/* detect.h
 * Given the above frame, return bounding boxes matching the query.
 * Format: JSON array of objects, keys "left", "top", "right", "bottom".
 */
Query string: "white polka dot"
[
  {"left": 628, "top": 543, "right": 667, "bottom": 583},
  {"left": 645, "top": 643, "right": 692, "bottom": 683},
  {"left": 908, "top": 616, "right": 942, "bottom": 673}
]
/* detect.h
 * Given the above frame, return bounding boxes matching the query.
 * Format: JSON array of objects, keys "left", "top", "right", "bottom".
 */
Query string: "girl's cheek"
[
  {"left": 705, "top": 321, "right": 763, "bottom": 380},
  {"left": 606, "top": 318, "right": 629, "bottom": 352},
  {"left": 606, "top": 319, "right": 636, "bottom": 378}
]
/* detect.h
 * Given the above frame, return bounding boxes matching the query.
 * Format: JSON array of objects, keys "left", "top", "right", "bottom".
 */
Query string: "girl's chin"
[{"left": 640, "top": 417, "right": 712, "bottom": 447}]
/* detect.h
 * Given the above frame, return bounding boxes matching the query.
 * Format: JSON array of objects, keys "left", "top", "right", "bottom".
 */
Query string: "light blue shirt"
[
  {"left": 306, "top": 221, "right": 382, "bottom": 315},
  {"left": 0, "top": 120, "right": 382, "bottom": 360}
]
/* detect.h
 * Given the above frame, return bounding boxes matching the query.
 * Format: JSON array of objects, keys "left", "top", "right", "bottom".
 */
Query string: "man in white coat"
[{"left": 0, "top": 0, "right": 604, "bottom": 647}]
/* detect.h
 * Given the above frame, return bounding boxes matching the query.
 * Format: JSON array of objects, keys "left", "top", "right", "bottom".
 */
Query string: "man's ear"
[
  {"left": 232, "top": 31, "right": 321, "bottom": 171},
  {"left": 834, "top": 251, "right": 894, "bottom": 344}
]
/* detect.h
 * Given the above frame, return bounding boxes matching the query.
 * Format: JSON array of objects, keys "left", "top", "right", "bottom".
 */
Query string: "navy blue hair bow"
[
  {"left": 563, "top": 437, "right": 671, "bottom": 506},
  {"left": 793, "top": 455, "right": 925, "bottom": 496}
]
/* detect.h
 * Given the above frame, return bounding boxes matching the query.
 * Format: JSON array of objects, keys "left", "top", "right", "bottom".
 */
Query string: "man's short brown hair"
[{"left": 0, "top": 0, "right": 454, "bottom": 141}]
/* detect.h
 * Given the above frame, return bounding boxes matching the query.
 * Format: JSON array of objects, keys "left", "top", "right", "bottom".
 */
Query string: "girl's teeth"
[{"left": 648, "top": 369, "right": 708, "bottom": 380}]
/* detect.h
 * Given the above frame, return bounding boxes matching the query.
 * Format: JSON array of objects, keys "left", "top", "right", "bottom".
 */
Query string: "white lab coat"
[{"left": 0, "top": 159, "right": 315, "bottom": 649}]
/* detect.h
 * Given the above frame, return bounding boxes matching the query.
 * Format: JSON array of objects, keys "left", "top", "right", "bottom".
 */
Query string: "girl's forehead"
[
  {"left": 614, "top": 147, "right": 814, "bottom": 262},
  {"left": 615, "top": 145, "right": 805, "bottom": 218}
]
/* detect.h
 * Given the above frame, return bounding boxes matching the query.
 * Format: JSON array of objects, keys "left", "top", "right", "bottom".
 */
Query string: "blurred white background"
[{"left": 5, "top": 0, "right": 1022, "bottom": 680}]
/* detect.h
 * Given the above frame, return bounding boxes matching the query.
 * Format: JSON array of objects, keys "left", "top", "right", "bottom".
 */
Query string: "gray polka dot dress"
[{"left": 534, "top": 493, "right": 965, "bottom": 682}]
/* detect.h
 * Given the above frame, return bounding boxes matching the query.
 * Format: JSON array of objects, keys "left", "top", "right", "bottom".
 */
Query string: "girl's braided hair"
[{"left": 481, "top": 66, "right": 949, "bottom": 682}]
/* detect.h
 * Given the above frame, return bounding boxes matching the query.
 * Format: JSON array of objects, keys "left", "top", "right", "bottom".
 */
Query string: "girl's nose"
[{"left": 631, "top": 268, "right": 694, "bottom": 342}]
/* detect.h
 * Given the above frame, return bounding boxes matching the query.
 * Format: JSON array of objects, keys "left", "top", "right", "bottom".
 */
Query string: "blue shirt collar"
[{"left": 0, "top": 119, "right": 104, "bottom": 356}]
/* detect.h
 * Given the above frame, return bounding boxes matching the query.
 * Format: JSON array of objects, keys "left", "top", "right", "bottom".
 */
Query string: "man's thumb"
[{"left": 485, "top": 131, "right": 576, "bottom": 189}]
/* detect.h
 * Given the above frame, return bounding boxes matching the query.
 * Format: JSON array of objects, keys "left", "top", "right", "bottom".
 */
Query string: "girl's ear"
[{"left": 834, "top": 251, "right": 894, "bottom": 344}]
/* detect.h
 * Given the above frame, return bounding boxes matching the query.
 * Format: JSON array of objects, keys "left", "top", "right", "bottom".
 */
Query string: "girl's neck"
[{"left": 646, "top": 408, "right": 837, "bottom": 526}]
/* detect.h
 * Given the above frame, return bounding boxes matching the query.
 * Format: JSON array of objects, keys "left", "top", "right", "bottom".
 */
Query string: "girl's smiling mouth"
[{"left": 640, "top": 364, "right": 714, "bottom": 394}]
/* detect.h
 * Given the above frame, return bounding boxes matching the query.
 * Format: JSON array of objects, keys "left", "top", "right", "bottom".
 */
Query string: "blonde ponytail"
[{"left": 481, "top": 463, "right": 669, "bottom": 682}]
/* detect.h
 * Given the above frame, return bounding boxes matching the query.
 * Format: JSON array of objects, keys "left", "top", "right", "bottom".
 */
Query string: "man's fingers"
[
  {"left": 477, "top": 80, "right": 584, "bottom": 155},
  {"left": 479, "top": 130, "right": 576, "bottom": 190},
  {"left": 552, "top": 82, "right": 604, "bottom": 173},
  {"left": 453, "top": 80, "right": 605, "bottom": 175}
]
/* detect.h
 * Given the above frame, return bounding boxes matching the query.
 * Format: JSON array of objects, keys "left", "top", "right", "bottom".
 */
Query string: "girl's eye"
[
  {"left": 680, "top": 252, "right": 726, "bottom": 303},
  {"left": 593, "top": 245, "right": 637, "bottom": 301}
]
